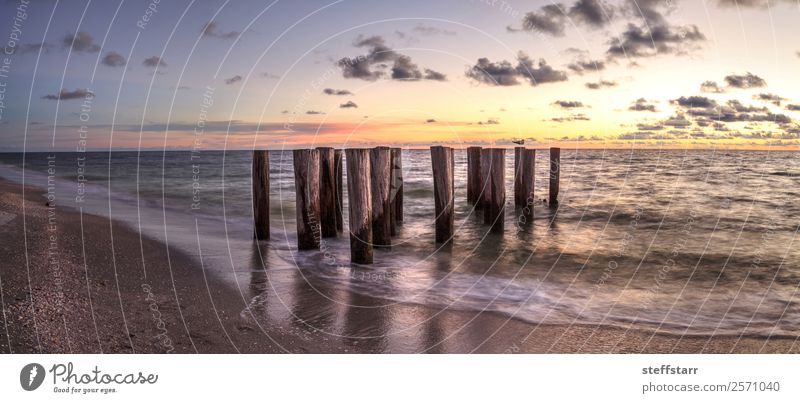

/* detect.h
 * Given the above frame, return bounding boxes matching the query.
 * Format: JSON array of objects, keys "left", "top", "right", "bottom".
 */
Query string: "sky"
[{"left": 1, "top": 0, "right": 799, "bottom": 151}]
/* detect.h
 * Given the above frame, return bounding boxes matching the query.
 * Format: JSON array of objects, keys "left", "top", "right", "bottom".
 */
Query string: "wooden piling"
[
  {"left": 549, "top": 147, "right": 560, "bottom": 207},
  {"left": 252, "top": 150, "right": 270, "bottom": 240},
  {"left": 293, "top": 149, "right": 321, "bottom": 250},
  {"left": 483, "top": 148, "right": 505, "bottom": 233},
  {"left": 390, "top": 148, "right": 403, "bottom": 235},
  {"left": 334, "top": 149, "right": 344, "bottom": 233},
  {"left": 370, "top": 147, "right": 392, "bottom": 248},
  {"left": 431, "top": 146, "right": 455, "bottom": 244},
  {"left": 467, "top": 147, "right": 482, "bottom": 206},
  {"left": 514, "top": 147, "right": 524, "bottom": 207},
  {"left": 480, "top": 148, "right": 492, "bottom": 219},
  {"left": 317, "top": 147, "right": 337, "bottom": 237},
  {"left": 345, "top": 149, "right": 373, "bottom": 264},
  {"left": 521, "top": 149, "right": 536, "bottom": 216}
]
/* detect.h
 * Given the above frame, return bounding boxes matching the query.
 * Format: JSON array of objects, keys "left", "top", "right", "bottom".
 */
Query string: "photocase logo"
[{"left": 20, "top": 363, "right": 45, "bottom": 391}]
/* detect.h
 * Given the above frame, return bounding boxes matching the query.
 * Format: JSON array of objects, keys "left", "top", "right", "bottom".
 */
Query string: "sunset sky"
[{"left": 1, "top": 0, "right": 799, "bottom": 151}]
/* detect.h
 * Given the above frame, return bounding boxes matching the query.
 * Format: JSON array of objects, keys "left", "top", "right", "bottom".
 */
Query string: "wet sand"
[{"left": 0, "top": 177, "right": 797, "bottom": 353}]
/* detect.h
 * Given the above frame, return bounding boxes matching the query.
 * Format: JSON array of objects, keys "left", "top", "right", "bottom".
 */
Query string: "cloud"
[
  {"left": 63, "top": 31, "right": 100, "bottom": 53},
  {"left": 629, "top": 98, "right": 658, "bottom": 112},
  {"left": 336, "top": 35, "right": 443, "bottom": 83},
  {"left": 700, "top": 80, "right": 725, "bottom": 93},
  {"left": 515, "top": 53, "right": 569, "bottom": 85},
  {"left": 553, "top": 100, "right": 585, "bottom": 108},
  {"left": 339, "top": 101, "right": 358, "bottom": 108},
  {"left": 673, "top": 96, "right": 717, "bottom": 109},
  {"left": 412, "top": 24, "right": 457, "bottom": 36},
  {"left": 717, "top": 0, "right": 795, "bottom": 7},
  {"left": 391, "top": 55, "right": 422, "bottom": 80},
  {"left": 510, "top": 0, "right": 613, "bottom": 36},
  {"left": 42, "top": 88, "right": 93, "bottom": 100},
  {"left": 101, "top": 51, "right": 126, "bottom": 67},
  {"left": 787, "top": 104, "right": 800, "bottom": 111},
  {"left": 551, "top": 113, "right": 590, "bottom": 122},
  {"left": 585, "top": 79, "right": 617, "bottom": 89},
  {"left": 424, "top": 69, "right": 447, "bottom": 81},
  {"left": 425, "top": 119, "right": 437, "bottom": 123},
  {"left": 567, "top": 59, "right": 606, "bottom": 74},
  {"left": 607, "top": 23, "right": 705, "bottom": 59},
  {"left": 201, "top": 21, "right": 239, "bottom": 40},
  {"left": 142, "top": 56, "right": 167, "bottom": 67},
  {"left": 724, "top": 72, "right": 766, "bottom": 88},
  {"left": 670, "top": 95, "right": 792, "bottom": 124},
  {"left": 465, "top": 58, "right": 520, "bottom": 86},
  {"left": 323, "top": 88, "right": 352, "bottom": 96},
  {"left": 466, "top": 53, "right": 567, "bottom": 86},
  {"left": 224, "top": 75, "right": 242, "bottom": 85},
  {"left": 261, "top": 72, "right": 280, "bottom": 79},
  {"left": 478, "top": 119, "right": 500, "bottom": 125},
  {"left": 754, "top": 93, "right": 786, "bottom": 106},
  {"left": 8, "top": 42, "right": 52, "bottom": 55},
  {"left": 306, "top": 111, "right": 324, "bottom": 115}
]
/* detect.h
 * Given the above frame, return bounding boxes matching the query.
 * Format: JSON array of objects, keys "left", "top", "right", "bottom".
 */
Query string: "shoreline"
[{"left": 0, "top": 176, "right": 797, "bottom": 353}]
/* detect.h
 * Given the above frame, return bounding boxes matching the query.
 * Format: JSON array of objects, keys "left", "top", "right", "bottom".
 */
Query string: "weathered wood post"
[
  {"left": 549, "top": 147, "right": 560, "bottom": 207},
  {"left": 317, "top": 147, "right": 337, "bottom": 237},
  {"left": 293, "top": 149, "right": 321, "bottom": 250},
  {"left": 345, "top": 149, "right": 373, "bottom": 264},
  {"left": 334, "top": 149, "right": 344, "bottom": 233},
  {"left": 431, "top": 146, "right": 455, "bottom": 244},
  {"left": 514, "top": 147, "right": 524, "bottom": 207},
  {"left": 370, "top": 147, "right": 392, "bottom": 248},
  {"left": 480, "top": 148, "right": 492, "bottom": 218},
  {"left": 390, "top": 147, "right": 403, "bottom": 235},
  {"left": 521, "top": 149, "right": 536, "bottom": 215},
  {"left": 467, "top": 146, "right": 482, "bottom": 206},
  {"left": 252, "top": 150, "right": 270, "bottom": 240},
  {"left": 483, "top": 148, "right": 506, "bottom": 233}
]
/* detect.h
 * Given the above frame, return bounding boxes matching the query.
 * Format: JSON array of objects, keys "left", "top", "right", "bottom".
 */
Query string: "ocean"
[{"left": 1, "top": 149, "right": 798, "bottom": 338}]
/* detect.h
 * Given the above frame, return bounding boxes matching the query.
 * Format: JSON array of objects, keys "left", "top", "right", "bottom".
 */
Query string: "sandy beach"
[{"left": 0, "top": 176, "right": 797, "bottom": 354}]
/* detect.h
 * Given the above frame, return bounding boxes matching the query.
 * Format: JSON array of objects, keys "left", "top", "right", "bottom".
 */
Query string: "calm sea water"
[{"left": 1, "top": 149, "right": 798, "bottom": 337}]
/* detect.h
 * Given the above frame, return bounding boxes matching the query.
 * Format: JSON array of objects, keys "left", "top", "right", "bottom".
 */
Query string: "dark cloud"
[
  {"left": 607, "top": 23, "right": 705, "bottom": 59},
  {"left": 142, "top": 56, "right": 166, "bottom": 67},
  {"left": 510, "top": 0, "right": 613, "bottom": 36},
  {"left": 466, "top": 58, "right": 520, "bottom": 86},
  {"left": 425, "top": 119, "right": 437, "bottom": 123},
  {"left": 337, "top": 35, "right": 443, "bottom": 82},
  {"left": 466, "top": 53, "right": 567, "bottom": 86},
  {"left": 585, "top": 79, "right": 617, "bottom": 89},
  {"left": 724, "top": 72, "right": 766, "bottom": 88},
  {"left": 754, "top": 93, "right": 786, "bottom": 106},
  {"left": 717, "top": 0, "right": 795, "bottom": 7},
  {"left": 478, "top": 119, "right": 500, "bottom": 125},
  {"left": 424, "top": 69, "right": 447, "bottom": 81},
  {"left": 101, "top": 51, "right": 126, "bottom": 67},
  {"left": 323, "top": 88, "right": 353, "bottom": 96},
  {"left": 553, "top": 100, "right": 585, "bottom": 108},
  {"left": 391, "top": 55, "right": 423, "bottom": 80},
  {"left": 567, "top": 59, "right": 606, "bottom": 74},
  {"left": 637, "top": 123, "right": 664, "bottom": 131},
  {"left": 516, "top": 53, "right": 568, "bottom": 85},
  {"left": 787, "top": 104, "right": 800, "bottom": 111},
  {"left": 63, "top": 31, "right": 100, "bottom": 53},
  {"left": 201, "top": 21, "right": 240, "bottom": 40},
  {"left": 673, "top": 96, "right": 717, "bottom": 109},
  {"left": 339, "top": 101, "right": 358, "bottom": 108},
  {"left": 700, "top": 80, "right": 725, "bottom": 93},
  {"left": 629, "top": 98, "right": 658, "bottom": 112},
  {"left": 224, "top": 75, "right": 242, "bottom": 85},
  {"left": 42, "top": 88, "right": 93, "bottom": 100},
  {"left": 306, "top": 111, "right": 324, "bottom": 115}
]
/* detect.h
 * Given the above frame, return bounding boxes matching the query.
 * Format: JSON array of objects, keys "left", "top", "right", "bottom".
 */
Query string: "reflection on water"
[{"left": 1, "top": 148, "right": 799, "bottom": 343}]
